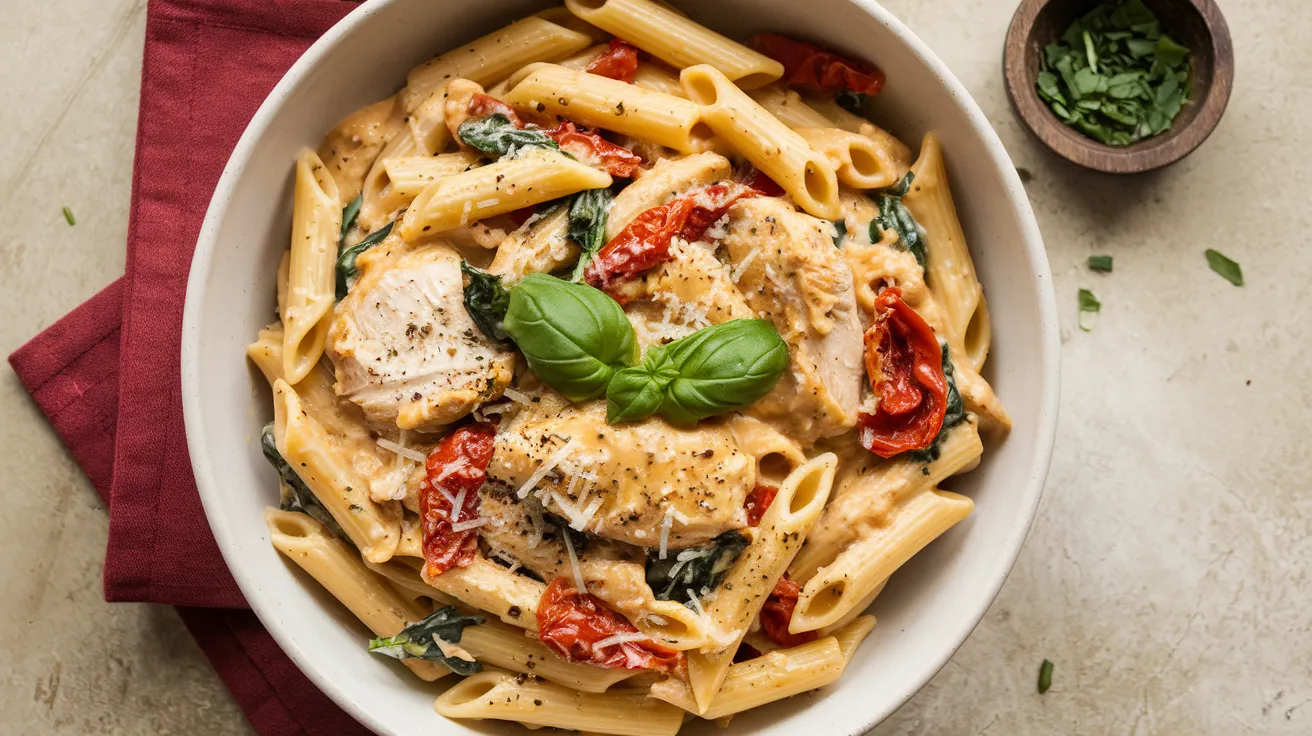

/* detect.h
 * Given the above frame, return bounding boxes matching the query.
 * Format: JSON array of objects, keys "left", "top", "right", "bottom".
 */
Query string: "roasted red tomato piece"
[
  {"left": 585, "top": 38, "right": 641, "bottom": 83},
  {"left": 744, "top": 484, "right": 779, "bottom": 527},
  {"left": 857, "top": 287, "right": 947, "bottom": 458},
  {"left": 741, "top": 165, "right": 786, "bottom": 198},
  {"left": 419, "top": 423, "right": 497, "bottom": 576},
  {"left": 467, "top": 93, "right": 523, "bottom": 126},
  {"left": 546, "top": 121, "right": 643, "bottom": 179},
  {"left": 760, "top": 576, "right": 819, "bottom": 648},
  {"left": 537, "top": 577, "right": 682, "bottom": 673},
  {"left": 749, "top": 34, "right": 886, "bottom": 96},
  {"left": 584, "top": 181, "right": 758, "bottom": 299}
]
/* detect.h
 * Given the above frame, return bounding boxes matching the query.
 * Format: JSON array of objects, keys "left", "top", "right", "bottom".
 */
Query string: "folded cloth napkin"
[{"left": 8, "top": 0, "right": 375, "bottom": 732}]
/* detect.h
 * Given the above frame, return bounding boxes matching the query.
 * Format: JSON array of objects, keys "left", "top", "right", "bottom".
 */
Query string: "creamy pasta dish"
[{"left": 247, "top": 2, "right": 1010, "bottom": 733}]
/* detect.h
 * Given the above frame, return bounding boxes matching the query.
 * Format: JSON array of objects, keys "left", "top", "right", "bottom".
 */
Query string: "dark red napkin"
[{"left": 8, "top": 0, "right": 376, "bottom": 732}]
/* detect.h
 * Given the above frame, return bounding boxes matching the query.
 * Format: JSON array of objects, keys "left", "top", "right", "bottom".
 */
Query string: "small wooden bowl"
[{"left": 1003, "top": 0, "right": 1234, "bottom": 174}]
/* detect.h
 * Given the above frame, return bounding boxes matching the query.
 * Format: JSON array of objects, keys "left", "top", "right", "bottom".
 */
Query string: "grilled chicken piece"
[
  {"left": 624, "top": 239, "right": 756, "bottom": 351},
  {"left": 327, "top": 241, "right": 514, "bottom": 431},
  {"left": 486, "top": 396, "right": 754, "bottom": 549},
  {"left": 719, "top": 197, "right": 865, "bottom": 441}
]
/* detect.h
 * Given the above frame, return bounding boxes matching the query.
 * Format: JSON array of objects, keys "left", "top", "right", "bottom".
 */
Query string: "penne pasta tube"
[
  {"left": 422, "top": 556, "right": 546, "bottom": 631},
  {"left": 460, "top": 620, "right": 639, "bottom": 693},
  {"left": 436, "top": 669, "right": 684, "bottom": 736},
  {"left": 247, "top": 322, "right": 285, "bottom": 387},
  {"left": 632, "top": 62, "right": 685, "bottom": 97},
  {"left": 503, "top": 63, "right": 712, "bottom": 153},
  {"left": 795, "top": 126, "right": 901, "bottom": 190},
  {"left": 728, "top": 414, "right": 807, "bottom": 488},
  {"left": 605, "top": 151, "right": 732, "bottom": 238},
  {"left": 402, "top": 17, "right": 595, "bottom": 113},
  {"left": 650, "top": 616, "right": 876, "bottom": 719},
  {"left": 382, "top": 152, "right": 482, "bottom": 198},
  {"left": 398, "top": 148, "right": 612, "bottom": 240},
  {"left": 789, "top": 420, "right": 982, "bottom": 584},
  {"left": 681, "top": 65, "right": 840, "bottom": 219},
  {"left": 791, "top": 488, "right": 973, "bottom": 633},
  {"left": 272, "top": 380, "right": 402, "bottom": 563},
  {"left": 903, "top": 132, "right": 991, "bottom": 372},
  {"left": 282, "top": 150, "right": 340, "bottom": 385},
  {"left": 564, "top": 0, "right": 783, "bottom": 88},
  {"left": 685, "top": 453, "right": 837, "bottom": 713},
  {"left": 751, "top": 85, "right": 913, "bottom": 171},
  {"left": 264, "top": 509, "right": 448, "bottom": 681},
  {"left": 819, "top": 582, "right": 886, "bottom": 636}
]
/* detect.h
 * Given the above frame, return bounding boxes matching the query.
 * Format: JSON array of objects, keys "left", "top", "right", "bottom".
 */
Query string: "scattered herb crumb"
[
  {"left": 1087, "top": 254, "right": 1114, "bottom": 272},
  {"left": 62, "top": 206, "right": 76, "bottom": 226},
  {"left": 1038, "top": 659, "right": 1054, "bottom": 694},
  {"left": 1204, "top": 249, "right": 1243, "bottom": 286},
  {"left": 1078, "top": 288, "right": 1101, "bottom": 331}
]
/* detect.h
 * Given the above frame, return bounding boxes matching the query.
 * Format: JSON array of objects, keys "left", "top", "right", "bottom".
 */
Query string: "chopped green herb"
[
  {"left": 368, "top": 606, "right": 485, "bottom": 675},
  {"left": 1077, "top": 288, "right": 1101, "bottom": 331},
  {"left": 62, "top": 206, "right": 75, "bottom": 226},
  {"left": 460, "top": 261, "right": 512, "bottom": 343},
  {"left": 831, "top": 218, "right": 848, "bottom": 248},
  {"left": 1204, "top": 249, "right": 1243, "bottom": 286},
  {"left": 1087, "top": 254, "right": 1114, "bottom": 272},
  {"left": 261, "top": 423, "right": 345, "bottom": 539},
  {"left": 335, "top": 222, "right": 393, "bottom": 300},
  {"left": 567, "top": 188, "right": 614, "bottom": 281},
  {"left": 869, "top": 172, "right": 927, "bottom": 268},
  {"left": 457, "top": 114, "right": 561, "bottom": 159},
  {"left": 340, "top": 193, "right": 362, "bottom": 249},
  {"left": 1035, "top": 0, "right": 1191, "bottom": 146},
  {"left": 1038, "top": 659, "right": 1054, "bottom": 693},
  {"left": 834, "top": 90, "right": 867, "bottom": 114}
]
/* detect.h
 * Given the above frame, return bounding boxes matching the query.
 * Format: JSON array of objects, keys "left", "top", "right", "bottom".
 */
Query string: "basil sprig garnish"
[
  {"left": 460, "top": 262, "right": 512, "bottom": 343},
  {"left": 368, "top": 606, "right": 485, "bottom": 675},
  {"left": 458, "top": 114, "right": 561, "bottom": 159},
  {"left": 335, "top": 222, "right": 393, "bottom": 300},
  {"left": 567, "top": 188, "right": 614, "bottom": 281},
  {"left": 260, "top": 424, "right": 344, "bottom": 539},
  {"left": 870, "top": 172, "right": 928, "bottom": 269},
  {"left": 606, "top": 319, "right": 789, "bottom": 426},
  {"left": 646, "top": 530, "right": 748, "bottom": 605},
  {"left": 502, "top": 274, "right": 637, "bottom": 402}
]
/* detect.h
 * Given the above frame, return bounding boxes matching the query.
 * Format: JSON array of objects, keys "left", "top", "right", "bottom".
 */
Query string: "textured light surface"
[{"left": 1, "top": 0, "right": 1309, "bottom": 734}]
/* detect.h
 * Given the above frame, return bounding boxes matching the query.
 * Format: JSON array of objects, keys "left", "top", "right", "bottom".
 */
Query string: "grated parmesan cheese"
[
  {"left": 730, "top": 248, "right": 759, "bottom": 283},
  {"left": 659, "top": 512, "right": 674, "bottom": 560},
  {"left": 459, "top": 200, "right": 473, "bottom": 226},
  {"left": 433, "top": 635, "right": 477, "bottom": 663},
  {"left": 451, "top": 486, "right": 468, "bottom": 523},
  {"left": 433, "top": 456, "right": 470, "bottom": 484},
  {"left": 450, "top": 517, "right": 489, "bottom": 532},
  {"left": 376, "top": 438, "right": 427, "bottom": 463},
  {"left": 516, "top": 439, "right": 579, "bottom": 499},
  {"left": 685, "top": 588, "right": 707, "bottom": 619},
  {"left": 502, "top": 387, "right": 532, "bottom": 404},
  {"left": 561, "top": 529, "right": 587, "bottom": 595},
  {"left": 577, "top": 497, "right": 603, "bottom": 530},
  {"left": 476, "top": 198, "right": 501, "bottom": 208},
  {"left": 592, "top": 632, "right": 651, "bottom": 651}
]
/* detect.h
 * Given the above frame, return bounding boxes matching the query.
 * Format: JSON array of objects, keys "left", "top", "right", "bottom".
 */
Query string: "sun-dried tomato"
[
  {"left": 419, "top": 423, "right": 497, "bottom": 576},
  {"left": 749, "top": 34, "right": 886, "bottom": 96},
  {"left": 537, "top": 577, "right": 682, "bottom": 673},
  {"left": 585, "top": 39, "right": 641, "bottom": 83},
  {"left": 546, "top": 121, "right": 643, "bottom": 178},
  {"left": 760, "top": 575, "right": 819, "bottom": 648},
  {"left": 857, "top": 287, "right": 947, "bottom": 458}
]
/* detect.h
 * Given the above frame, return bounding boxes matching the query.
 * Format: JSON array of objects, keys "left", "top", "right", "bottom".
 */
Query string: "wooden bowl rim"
[{"left": 1003, "top": 0, "right": 1234, "bottom": 174}]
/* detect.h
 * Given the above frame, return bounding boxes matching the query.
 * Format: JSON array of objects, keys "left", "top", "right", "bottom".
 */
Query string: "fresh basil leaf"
[
  {"left": 457, "top": 114, "right": 561, "bottom": 159},
  {"left": 503, "top": 274, "right": 637, "bottom": 402},
  {"left": 340, "top": 193, "right": 362, "bottom": 249},
  {"left": 567, "top": 188, "right": 614, "bottom": 281},
  {"left": 261, "top": 423, "right": 345, "bottom": 539},
  {"left": 460, "top": 262, "right": 512, "bottom": 343},
  {"left": 335, "top": 222, "right": 393, "bottom": 300},
  {"left": 606, "top": 345, "right": 678, "bottom": 424},
  {"left": 658, "top": 319, "right": 789, "bottom": 426},
  {"left": 908, "top": 344, "right": 966, "bottom": 464},
  {"left": 368, "top": 606, "right": 485, "bottom": 676},
  {"left": 1078, "top": 288, "right": 1101, "bottom": 331},
  {"left": 1204, "top": 249, "right": 1243, "bottom": 286},
  {"left": 646, "top": 530, "right": 748, "bottom": 605},
  {"left": 870, "top": 173, "right": 928, "bottom": 269},
  {"left": 1087, "top": 254, "right": 1114, "bottom": 272}
]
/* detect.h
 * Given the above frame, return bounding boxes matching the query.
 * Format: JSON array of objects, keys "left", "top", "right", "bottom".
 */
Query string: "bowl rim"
[
  {"left": 180, "top": 1, "right": 1061, "bottom": 733},
  {"left": 1002, "top": 0, "right": 1235, "bottom": 174}
]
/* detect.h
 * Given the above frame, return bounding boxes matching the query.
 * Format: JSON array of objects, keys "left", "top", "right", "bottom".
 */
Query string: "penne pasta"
[
  {"left": 264, "top": 509, "right": 447, "bottom": 681},
  {"left": 564, "top": 0, "right": 783, "bottom": 88},
  {"left": 503, "top": 63, "right": 713, "bottom": 153},
  {"left": 436, "top": 669, "right": 684, "bottom": 736},
  {"left": 685, "top": 453, "right": 837, "bottom": 713},
  {"left": 398, "top": 148, "right": 612, "bottom": 240},
  {"left": 904, "top": 132, "right": 992, "bottom": 371},
  {"left": 382, "top": 152, "right": 482, "bottom": 199},
  {"left": 681, "top": 65, "right": 840, "bottom": 219},
  {"left": 795, "top": 126, "right": 902, "bottom": 190},
  {"left": 281, "top": 149, "right": 340, "bottom": 385}
]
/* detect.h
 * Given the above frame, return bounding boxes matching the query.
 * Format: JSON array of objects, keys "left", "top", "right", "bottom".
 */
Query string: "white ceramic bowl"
[{"left": 181, "top": 1, "right": 1059, "bottom": 733}]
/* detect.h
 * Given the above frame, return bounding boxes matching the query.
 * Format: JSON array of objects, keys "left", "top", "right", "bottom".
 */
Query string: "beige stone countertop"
[{"left": 2, "top": 0, "right": 1309, "bottom": 734}]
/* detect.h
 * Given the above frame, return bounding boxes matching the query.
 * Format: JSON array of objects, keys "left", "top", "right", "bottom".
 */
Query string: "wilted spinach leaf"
[
  {"left": 646, "top": 530, "right": 748, "bottom": 605},
  {"left": 261, "top": 423, "right": 344, "bottom": 538},
  {"left": 368, "top": 606, "right": 485, "bottom": 675},
  {"left": 870, "top": 172, "right": 928, "bottom": 268},
  {"left": 460, "top": 261, "right": 512, "bottom": 343},
  {"left": 567, "top": 188, "right": 614, "bottom": 281},
  {"left": 335, "top": 222, "right": 393, "bottom": 300}
]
